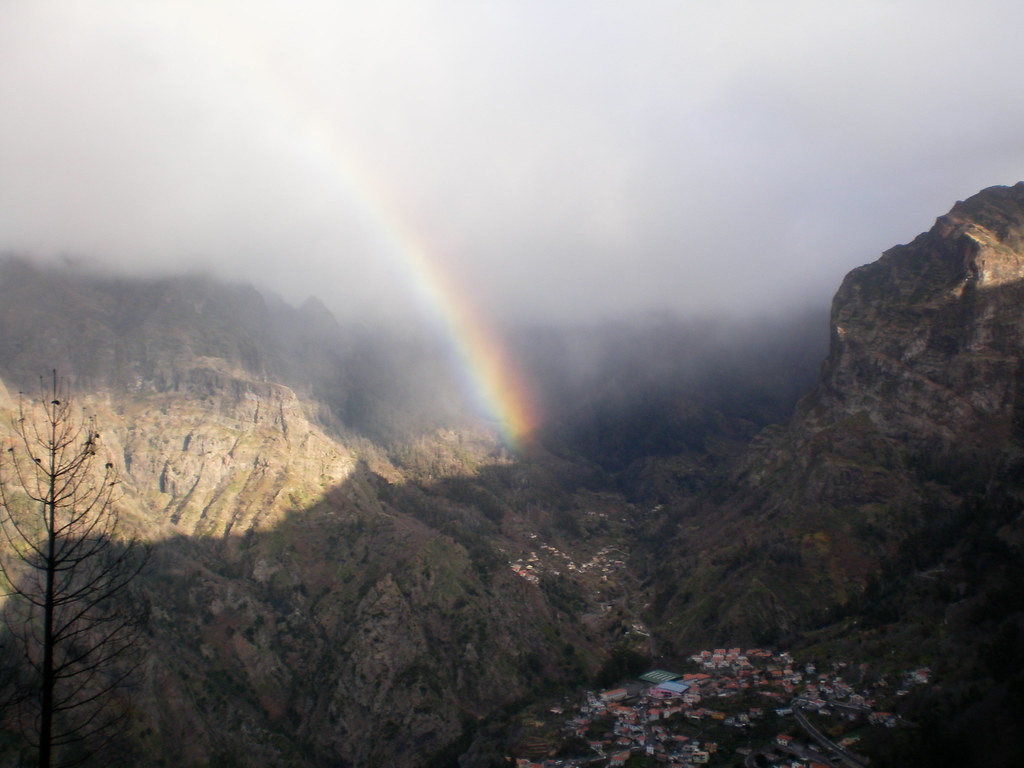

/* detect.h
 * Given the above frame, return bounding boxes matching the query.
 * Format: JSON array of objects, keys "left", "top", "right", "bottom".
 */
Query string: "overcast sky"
[{"left": 2, "top": 0, "right": 1024, "bottom": 325}]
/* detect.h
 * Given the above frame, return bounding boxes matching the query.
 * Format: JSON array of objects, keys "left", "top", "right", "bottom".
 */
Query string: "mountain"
[
  {"left": 0, "top": 260, "right": 653, "bottom": 767},
  {"left": 1, "top": 182, "right": 1023, "bottom": 767},
  {"left": 818, "top": 182, "right": 1024, "bottom": 459},
  {"left": 644, "top": 183, "right": 1024, "bottom": 766}
]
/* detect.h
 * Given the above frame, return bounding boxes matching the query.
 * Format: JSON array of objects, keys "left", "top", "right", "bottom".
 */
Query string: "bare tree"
[{"left": 0, "top": 372, "right": 148, "bottom": 767}]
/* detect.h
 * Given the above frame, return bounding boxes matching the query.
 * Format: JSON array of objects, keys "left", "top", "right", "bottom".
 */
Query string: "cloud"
[{"left": 2, "top": 0, "right": 1024, "bottom": 323}]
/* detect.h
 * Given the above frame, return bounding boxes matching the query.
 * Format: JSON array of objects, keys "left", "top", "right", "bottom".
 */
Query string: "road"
[{"left": 793, "top": 706, "right": 870, "bottom": 768}]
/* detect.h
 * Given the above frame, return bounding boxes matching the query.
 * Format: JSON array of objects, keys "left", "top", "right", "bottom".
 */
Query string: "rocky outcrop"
[
  {"left": 0, "top": 358, "right": 601, "bottom": 767},
  {"left": 0, "top": 265, "right": 608, "bottom": 767},
  {"left": 7, "top": 183, "right": 1023, "bottom": 766},
  {"left": 814, "top": 182, "right": 1024, "bottom": 456},
  {"left": 113, "top": 361, "right": 357, "bottom": 537},
  {"left": 124, "top": 497, "right": 586, "bottom": 768},
  {"left": 649, "top": 184, "right": 1024, "bottom": 650}
]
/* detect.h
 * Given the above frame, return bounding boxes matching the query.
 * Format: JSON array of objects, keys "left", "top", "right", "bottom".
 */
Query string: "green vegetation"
[{"left": 594, "top": 645, "right": 650, "bottom": 689}]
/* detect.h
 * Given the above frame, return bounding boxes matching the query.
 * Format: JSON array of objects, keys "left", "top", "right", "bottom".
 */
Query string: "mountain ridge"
[
  {"left": 2, "top": 184, "right": 1024, "bottom": 766},
  {"left": 640, "top": 183, "right": 1024, "bottom": 767}
]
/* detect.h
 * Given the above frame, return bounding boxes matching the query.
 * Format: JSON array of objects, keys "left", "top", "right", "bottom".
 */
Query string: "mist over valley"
[
  {"left": 2, "top": 182, "right": 1024, "bottom": 767},
  {"left": 4, "top": 2, "right": 1024, "bottom": 766}
]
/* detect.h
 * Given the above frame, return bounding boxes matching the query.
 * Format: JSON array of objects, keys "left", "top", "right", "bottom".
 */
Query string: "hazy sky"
[{"left": 2, "top": 0, "right": 1024, "bottom": 324}]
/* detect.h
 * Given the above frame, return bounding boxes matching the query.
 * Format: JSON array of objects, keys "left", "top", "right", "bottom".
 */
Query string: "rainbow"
[
  {"left": 339, "top": 160, "right": 539, "bottom": 449},
  {"left": 387, "top": 222, "right": 539, "bottom": 450},
  {"left": 180, "top": 12, "right": 538, "bottom": 449}
]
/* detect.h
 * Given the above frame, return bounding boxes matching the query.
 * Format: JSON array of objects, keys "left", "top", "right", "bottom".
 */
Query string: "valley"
[
  {"left": 1, "top": 184, "right": 1024, "bottom": 767},
  {"left": 506, "top": 644, "right": 933, "bottom": 768}
]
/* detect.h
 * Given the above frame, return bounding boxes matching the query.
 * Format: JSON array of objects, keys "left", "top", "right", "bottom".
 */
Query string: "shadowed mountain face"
[
  {"left": 1, "top": 183, "right": 1023, "bottom": 767},
  {"left": 1, "top": 259, "right": 819, "bottom": 766},
  {"left": 645, "top": 184, "right": 1024, "bottom": 768},
  {"left": 0, "top": 259, "right": 488, "bottom": 445},
  {"left": 817, "top": 183, "right": 1024, "bottom": 456},
  {"left": 651, "top": 184, "right": 1024, "bottom": 629},
  {"left": 0, "top": 311, "right": 611, "bottom": 766}
]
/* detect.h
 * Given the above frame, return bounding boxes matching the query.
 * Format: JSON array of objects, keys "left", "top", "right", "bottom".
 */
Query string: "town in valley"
[{"left": 509, "top": 646, "right": 930, "bottom": 768}]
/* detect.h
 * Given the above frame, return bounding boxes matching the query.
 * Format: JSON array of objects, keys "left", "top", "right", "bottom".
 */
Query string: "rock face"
[
  {"left": 649, "top": 184, "right": 1024, "bottom": 649},
  {"left": 0, "top": 264, "right": 604, "bottom": 768},
  {"left": 817, "top": 182, "right": 1024, "bottom": 456},
  {"left": 116, "top": 362, "right": 356, "bottom": 537},
  {"left": 4, "top": 183, "right": 1024, "bottom": 767}
]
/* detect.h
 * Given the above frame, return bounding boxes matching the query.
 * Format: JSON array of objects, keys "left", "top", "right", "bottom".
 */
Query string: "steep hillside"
[
  {"left": 645, "top": 184, "right": 1024, "bottom": 767},
  {"left": 0, "top": 264, "right": 642, "bottom": 767},
  {"left": 5, "top": 179, "right": 1024, "bottom": 767},
  {"left": 817, "top": 182, "right": 1024, "bottom": 456},
  {"left": 0, "top": 373, "right": 604, "bottom": 767},
  {"left": 0, "top": 258, "right": 478, "bottom": 444}
]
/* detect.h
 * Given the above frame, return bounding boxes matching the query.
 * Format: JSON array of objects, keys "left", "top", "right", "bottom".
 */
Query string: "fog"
[{"left": 2, "top": 1, "right": 1024, "bottom": 325}]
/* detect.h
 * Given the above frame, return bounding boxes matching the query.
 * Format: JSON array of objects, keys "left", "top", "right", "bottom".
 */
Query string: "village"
[
  {"left": 508, "top": 539, "right": 629, "bottom": 585},
  {"left": 510, "top": 646, "right": 931, "bottom": 768},
  {"left": 502, "top": 528, "right": 929, "bottom": 768}
]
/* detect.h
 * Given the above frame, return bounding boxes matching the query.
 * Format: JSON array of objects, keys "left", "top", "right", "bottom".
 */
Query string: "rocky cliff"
[
  {"left": 649, "top": 184, "right": 1024, "bottom": 643},
  {"left": 817, "top": 182, "right": 1024, "bottom": 456},
  {"left": 0, "top": 263, "right": 620, "bottom": 767},
  {"left": 643, "top": 184, "right": 1024, "bottom": 767},
  {"left": 4, "top": 184, "right": 1024, "bottom": 767}
]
